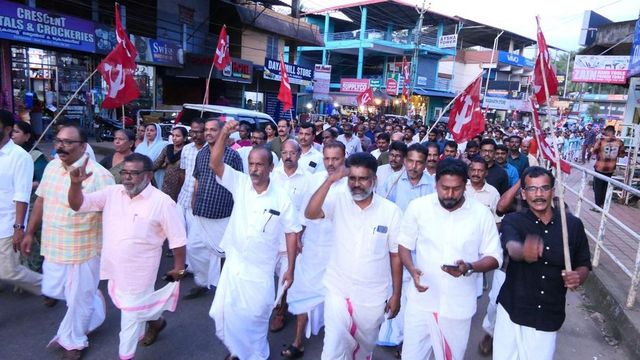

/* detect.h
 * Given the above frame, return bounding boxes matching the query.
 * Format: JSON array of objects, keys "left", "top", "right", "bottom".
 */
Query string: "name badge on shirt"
[
  {"left": 375, "top": 225, "right": 388, "bottom": 234},
  {"left": 309, "top": 161, "right": 317, "bottom": 168},
  {"left": 268, "top": 209, "right": 281, "bottom": 216}
]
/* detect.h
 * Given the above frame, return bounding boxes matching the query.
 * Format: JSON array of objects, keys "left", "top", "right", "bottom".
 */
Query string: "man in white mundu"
[
  {"left": 398, "top": 158, "right": 502, "bottom": 360},
  {"left": 208, "top": 120, "right": 301, "bottom": 360},
  {"left": 306, "top": 152, "right": 403, "bottom": 360}
]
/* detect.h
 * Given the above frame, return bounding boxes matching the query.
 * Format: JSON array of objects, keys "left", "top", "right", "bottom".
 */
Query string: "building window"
[{"left": 267, "top": 35, "right": 279, "bottom": 59}]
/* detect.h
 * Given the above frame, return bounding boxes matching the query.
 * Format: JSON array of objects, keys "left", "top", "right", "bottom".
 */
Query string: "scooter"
[{"left": 94, "top": 115, "right": 135, "bottom": 142}]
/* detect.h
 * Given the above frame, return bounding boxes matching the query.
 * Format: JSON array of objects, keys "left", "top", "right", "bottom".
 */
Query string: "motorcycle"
[{"left": 94, "top": 115, "right": 135, "bottom": 142}]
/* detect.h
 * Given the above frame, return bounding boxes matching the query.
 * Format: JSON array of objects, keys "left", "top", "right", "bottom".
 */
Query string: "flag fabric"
[
  {"left": 530, "top": 98, "right": 571, "bottom": 174},
  {"left": 97, "top": 4, "right": 139, "bottom": 109},
  {"left": 277, "top": 56, "right": 293, "bottom": 112},
  {"left": 357, "top": 86, "right": 374, "bottom": 107},
  {"left": 532, "top": 16, "right": 558, "bottom": 104},
  {"left": 402, "top": 57, "right": 410, "bottom": 100},
  {"left": 447, "top": 76, "right": 485, "bottom": 143},
  {"left": 213, "top": 25, "right": 231, "bottom": 71}
]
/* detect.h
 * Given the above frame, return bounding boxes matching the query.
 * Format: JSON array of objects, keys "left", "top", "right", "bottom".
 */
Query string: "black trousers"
[{"left": 593, "top": 171, "right": 613, "bottom": 208}]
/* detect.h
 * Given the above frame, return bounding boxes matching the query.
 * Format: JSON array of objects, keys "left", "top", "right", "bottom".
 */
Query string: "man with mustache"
[
  {"left": 424, "top": 142, "right": 439, "bottom": 181},
  {"left": 270, "top": 119, "right": 294, "bottom": 159},
  {"left": 67, "top": 153, "right": 187, "bottom": 360},
  {"left": 493, "top": 166, "right": 591, "bottom": 360},
  {"left": 376, "top": 141, "right": 407, "bottom": 195},
  {"left": 208, "top": 120, "right": 301, "bottom": 360},
  {"left": 398, "top": 158, "right": 502, "bottom": 360},
  {"left": 336, "top": 123, "right": 363, "bottom": 157},
  {"left": 297, "top": 122, "right": 324, "bottom": 174},
  {"left": 306, "top": 152, "right": 403, "bottom": 360},
  {"left": 21, "top": 124, "right": 114, "bottom": 360},
  {"left": 185, "top": 118, "right": 242, "bottom": 299},
  {"left": 480, "top": 139, "right": 509, "bottom": 195},
  {"left": 495, "top": 144, "right": 520, "bottom": 187},
  {"left": 237, "top": 128, "right": 279, "bottom": 174}
]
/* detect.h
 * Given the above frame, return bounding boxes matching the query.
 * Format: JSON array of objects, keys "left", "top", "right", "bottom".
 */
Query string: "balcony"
[{"left": 326, "top": 27, "right": 440, "bottom": 48}]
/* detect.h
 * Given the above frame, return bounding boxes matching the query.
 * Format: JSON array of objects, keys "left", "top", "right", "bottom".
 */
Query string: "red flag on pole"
[
  {"left": 213, "top": 25, "right": 231, "bottom": 71},
  {"left": 447, "top": 76, "right": 485, "bottom": 143},
  {"left": 97, "top": 4, "right": 139, "bottom": 109},
  {"left": 277, "top": 56, "right": 293, "bottom": 112},
  {"left": 532, "top": 16, "right": 558, "bottom": 104},
  {"left": 530, "top": 98, "right": 571, "bottom": 173},
  {"left": 357, "top": 86, "right": 374, "bottom": 107},
  {"left": 402, "top": 56, "right": 410, "bottom": 100}
]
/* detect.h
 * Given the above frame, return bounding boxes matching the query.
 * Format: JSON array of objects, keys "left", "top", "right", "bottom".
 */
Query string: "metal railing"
[
  {"left": 326, "top": 28, "right": 438, "bottom": 47},
  {"left": 562, "top": 162, "right": 640, "bottom": 308}
]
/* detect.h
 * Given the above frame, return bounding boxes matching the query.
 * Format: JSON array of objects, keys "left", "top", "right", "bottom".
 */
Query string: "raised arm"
[
  {"left": 209, "top": 120, "right": 239, "bottom": 178},
  {"left": 304, "top": 166, "right": 349, "bottom": 220},
  {"left": 68, "top": 157, "right": 93, "bottom": 211}
]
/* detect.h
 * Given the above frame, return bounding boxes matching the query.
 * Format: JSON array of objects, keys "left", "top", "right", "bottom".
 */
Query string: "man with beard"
[
  {"left": 282, "top": 141, "right": 347, "bottom": 358},
  {"left": 306, "top": 152, "right": 403, "bottom": 360},
  {"left": 376, "top": 141, "right": 407, "bottom": 195},
  {"left": 336, "top": 123, "right": 363, "bottom": 157},
  {"left": 270, "top": 119, "right": 294, "bottom": 159},
  {"left": 269, "top": 140, "right": 310, "bottom": 332},
  {"left": 21, "top": 124, "right": 114, "bottom": 360},
  {"left": 443, "top": 141, "right": 459, "bottom": 159},
  {"left": 209, "top": 120, "right": 301, "bottom": 360},
  {"left": 424, "top": 142, "right": 439, "bottom": 181},
  {"left": 403, "top": 127, "right": 417, "bottom": 146},
  {"left": 321, "top": 128, "right": 339, "bottom": 148},
  {"left": 398, "top": 158, "right": 502, "bottom": 360},
  {"left": 185, "top": 119, "right": 243, "bottom": 299},
  {"left": 495, "top": 144, "right": 520, "bottom": 187},
  {"left": 177, "top": 118, "right": 206, "bottom": 236},
  {"left": 462, "top": 140, "right": 480, "bottom": 165},
  {"left": 493, "top": 167, "right": 591, "bottom": 360},
  {"left": 480, "top": 139, "right": 509, "bottom": 195},
  {"left": 297, "top": 122, "right": 324, "bottom": 174},
  {"left": 237, "top": 129, "right": 279, "bottom": 173},
  {"left": 68, "top": 153, "right": 187, "bottom": 360}
]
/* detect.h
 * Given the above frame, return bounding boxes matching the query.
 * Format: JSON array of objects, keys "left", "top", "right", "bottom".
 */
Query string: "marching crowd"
[{"left": 4, "top": 108, "right": 626, "bottom": 360}]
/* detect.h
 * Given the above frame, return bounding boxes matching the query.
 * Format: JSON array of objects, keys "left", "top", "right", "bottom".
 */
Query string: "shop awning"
[{"left": 413, "top": 88, "right": 456, "bottom": 98}]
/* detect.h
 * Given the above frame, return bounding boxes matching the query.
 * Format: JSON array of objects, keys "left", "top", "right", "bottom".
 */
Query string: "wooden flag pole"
[
  {"left": 30, "top": 68, "right": 99, "bottom": 153},
  {"left": 122, "top": 104, "right": 125, "bottom": 129},
  {"left": 201, "top": 60, "right": 215, "bottom": 117},
  {"left": 537, "top": 16, "right": 572, "bottom": 272}
]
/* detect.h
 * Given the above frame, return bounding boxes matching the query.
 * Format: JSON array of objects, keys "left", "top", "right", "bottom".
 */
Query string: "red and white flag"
[
  {"left": 530, "top": 98, "right": 571, "bottom": 174},
  {"left": 213, "top": 25, "right": 231, "bottom": 71},
  {"left": 97, "top": 3, "right": 139, "bottom": 109},
  {"left": 402, "top": 56, "right": 410, "bottom": 100},
  {"left": 532, "top": 16, "right": 558, "bottom": 104},
  {"left": 447, "top": 75, "right": 485, "bottom": 143},
  {"left": 357, "top": 86, "right": 374, "bottom": 107},
  {"left": 277, "top": 56, "right": 293, "bottom": 112}
]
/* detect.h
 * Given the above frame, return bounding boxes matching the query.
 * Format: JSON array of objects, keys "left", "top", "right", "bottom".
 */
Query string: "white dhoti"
[
  {"left": 180, "top": 205, "right": 195, "bottom": 236},
  {"left": 402, "top": 300, "right": 472, "bottom": 360},
  {"left": 210, "top": 257, "right": 273, "bottom": 360},
  {"left": 42, "top": 256, "right": 105, "bottom": 350},
  {"left": 274, "top": 251, "right": 289, "bottom": 299},
  {"left": 108, "top": 280, "right": 180, "bottom": 360},
  {"left": 0, "top": 235, "right": 42, "bottom": 295},
  {"left": 321, "top": 291, "right": 386, "bottom": 360},
  {"left": 493, "top": 304, "right": 557, "bottom": 360},
  {"left": 482, "top": 270, "right": 506, "bottom": 336},
  {"left": 187, "top": 216, "right": 229, "bottom": 288},
  {"left": 377, "top": 270, "right": 411, "bottom": 346}
]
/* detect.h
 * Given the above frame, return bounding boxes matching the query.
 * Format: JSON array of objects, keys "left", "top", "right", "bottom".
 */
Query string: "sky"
[{"left": 298, "top": 0, "right": 640, "bottom": 52}]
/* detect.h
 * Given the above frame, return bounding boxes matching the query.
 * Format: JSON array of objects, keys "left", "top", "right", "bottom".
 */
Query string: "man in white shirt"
[
  {"left": 398, "top": 158, "right": 502, "bottom": 360},
  {"left": 336, "top": 123, "right": 362, "bottom": 157},
  {"left": 176, "top": 118, "right": 206, "bottom": 235},
  {"left": 208, "top": 120, "right": 301, "bottom": 360},
  {"left": 370, "top": 132, "right": 390, "bottom": 160},
  {"left": 424, "top": 142, "right": 439, "bottom": 181},
  {"left": 376, "top": 141, "right": 406, "bottom": 195},
  {"left": 0, "top": 111, "right": 41, "bottom": 296},
  {"left": 283, "top": 141, "right": 347, "bottom": 358},
  {"left": 237, "top": 129, "right": 279, "bottom": 173},
  {"left": 306, "top": 152, "right": 403, "bottom": 360},
  {"left": 297, "top": 122, "right": 324, "bottom": 174}
]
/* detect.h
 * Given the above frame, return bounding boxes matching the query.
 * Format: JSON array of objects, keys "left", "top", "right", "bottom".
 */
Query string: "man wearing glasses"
[
  {"left": 493, "top": 166, "right": 591, "bottom": 360},
  {"left": 21, "top": 124, "right": 114, "bottom": 360}
]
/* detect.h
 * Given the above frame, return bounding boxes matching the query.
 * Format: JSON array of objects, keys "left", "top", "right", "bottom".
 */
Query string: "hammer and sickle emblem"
[
  {"left": 104, "top": 63, "right": 125, "bottom": 98},
  {"left": 453, "top": 95, "right": 473, "bottom": 133}
]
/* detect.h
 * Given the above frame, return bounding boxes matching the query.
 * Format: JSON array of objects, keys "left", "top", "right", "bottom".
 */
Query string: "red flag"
[
  {"left": 357, "top": 86, "right": 374, "bottom": 107},
  {"left": 402, "top": 57, "right": 410, "bottom": 99},
  {"left": 530, "top": 98, "right": 571, "bottom": 174},
  {"left": 277, "top": 56, "right": 293, "bottom": 112},
  {"left": 532, "top": 16, "right": 558, "bottom": 104},
  {"left": 213, "top": 25, "right": 231, "bottom": 71},
  {"left": 447, "top": 76, "right": 485, "bottom": 143},
  {"left": 97, "top": 4, "right": 139, "bottom": 109}
]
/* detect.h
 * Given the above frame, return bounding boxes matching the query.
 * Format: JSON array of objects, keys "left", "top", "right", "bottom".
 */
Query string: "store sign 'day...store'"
[{"left": 0, "top": 0, "right": 95, "bottom": 52}]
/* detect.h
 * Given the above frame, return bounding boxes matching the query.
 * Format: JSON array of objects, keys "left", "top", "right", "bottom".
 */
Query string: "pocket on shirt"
[
  {"left": 370, "top": 232, "right": 389, "bottom": 256},
  {"left": 132, "top": 216, "right": 152, "bottom": 241},
  {"left": 261, "top": 212, "right": 281, "bottom": 236}
]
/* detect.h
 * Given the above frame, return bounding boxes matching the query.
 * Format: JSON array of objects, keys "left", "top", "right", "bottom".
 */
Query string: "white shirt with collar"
[
  {"left": 465, "top": 181, "right": 502, "bottom": 223},
  {"left": 336, "top": 134, "right": 362, "bottom": 157},
  {"left": 177, "top": 142, "right": 205, "bottom": 209},
  {"left": 375, "top": 164, "right": 403, "bottom": 195},
  {"left": 0, "top": 140, "right": 34, "bottom": 237},
  {"left": 322, "top": 189, "right": 403, "bottom": 306},
  {"left": 397, "top": 193, "right": 502, "bottom": 319},
  {"left": 299, "top": 146, "right": 325, "bottom": 174},
  {"left": 370, "top": 148, "right": 382, "bottom": 159}
]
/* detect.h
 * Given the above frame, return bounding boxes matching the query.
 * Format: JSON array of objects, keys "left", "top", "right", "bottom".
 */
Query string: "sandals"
[
  {"left": 478, "top": 334, "right": 493, "bottom": 356},
  {"left": 281, "top": 344, "right": 304, "bottom": 359},
  {"left": 140, "top": 318, "right": 167, "bottom": 346}
]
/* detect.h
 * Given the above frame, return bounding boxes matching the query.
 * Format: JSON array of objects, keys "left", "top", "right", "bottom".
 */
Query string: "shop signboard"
[
  {"left": 628, "top": 18, "right": 640, "bottom": 78},
  {"left": 438, "top": 34, "right": 458, "bottom": 48},
  {"left": 217, "top": 58, "right": 253, "bottom": 84},
  {"left": 94, "top": 24, "right": 117, "bottom": 55},
  {"left": 340, "top": 78, "right": 370, "bottom": 93},
  {"left": 572, "top": 55, "right": 629, "bottom": 84},
  {"left": 313, "top": 64, "right": 331, "bottom": 99},
  {"left": 130, "top": 34, "right": 184, "bottom": 67},
  {"left": 0, "top": 0, "right": 95, "bottom": 52},
  {"left": 263, "top": 58, "right": 313, "bottom": 86},
  {"left": 483, "top": 96, "right": 533, "bottom": 112},
  {"left": 386, "top": 75, "right": 398, "bottom": 96},
  {"left": 265, "top": 91, "right": 297, "bottom": 120},
  {"left": 369, "top": 78, "right": 382, "bottom": 89},
  {"left": 498, "top": 51, "right": 534, "bottom": 68}
]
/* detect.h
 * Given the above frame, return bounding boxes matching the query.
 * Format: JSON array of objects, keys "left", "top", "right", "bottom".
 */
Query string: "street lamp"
[
  {"left": 306, "top": 102, "right": 313, "bottom": 110},
  {"left": 374, "top": 98, "right": 382, "bottom": 106},
  {"left": 333, "top": 102, "right": 340, "bottom": 108}
]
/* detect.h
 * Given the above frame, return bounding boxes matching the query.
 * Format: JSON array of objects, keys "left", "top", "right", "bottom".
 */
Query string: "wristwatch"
[
  {"left": 13, "top": 224, "right": 25, "bottom": 230},
  {"left": 463, "top": 262, "right": 475, "bottom": 277}
]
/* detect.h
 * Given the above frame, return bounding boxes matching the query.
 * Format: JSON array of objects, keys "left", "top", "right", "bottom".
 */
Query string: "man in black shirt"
[
  {"left": 480, "top": 139, "right": 509, "bottom": 195},
  {"left": 493, "top": 166, "right": 591, "bottom": 360}
]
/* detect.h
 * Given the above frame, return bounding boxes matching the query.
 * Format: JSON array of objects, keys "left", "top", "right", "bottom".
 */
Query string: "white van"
[{"left": 176, "top": 104, "right": 276, "bottom": 129}]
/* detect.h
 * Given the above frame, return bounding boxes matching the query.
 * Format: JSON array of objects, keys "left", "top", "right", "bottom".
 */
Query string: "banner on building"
[
  {"left": 572, "top": 55, "right": 630, "bottom": 84},
  {"left": 629, "top": 18, "right": 640, "bottom": 78},
  {"left": 0, "top": 0, "right": 96, "bottom": 52},
  {"left": 264, "top": 58, "right": 313, "bottom": 86},
  {"left": 438, "top": 34, "right": 458, "bottom": 48},
  {"left": 386, "top": 74, "right": 398, "bottom": 96},
  {"left": 340, "top": 78, "right": 370, "bottom": 93},
  {"left": 313, "top": 64, "right": 332, "bottom": 99},
  {"left": 130, "top": 34, "right": 184, "bottom": 67}
]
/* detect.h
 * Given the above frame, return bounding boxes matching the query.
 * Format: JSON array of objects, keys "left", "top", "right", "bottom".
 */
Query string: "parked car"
[{"left": 176, "top": 104, "right": 276, "bottom": 130}]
